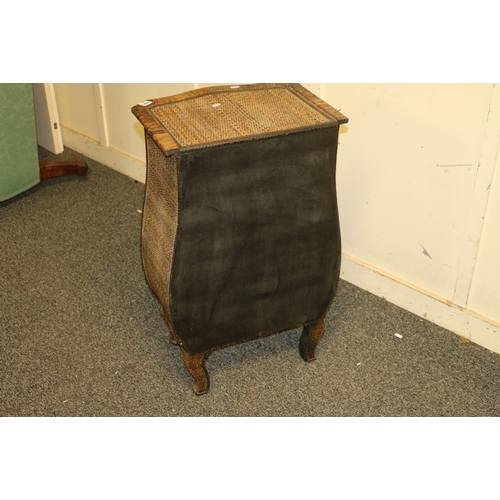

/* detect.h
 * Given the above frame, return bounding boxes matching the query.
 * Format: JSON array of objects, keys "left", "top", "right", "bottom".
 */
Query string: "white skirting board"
[
  {"left": 60, "top": 126, "right": 146, "bottom": 184},
  {"left": 341, "top": 254, "right": 500, "bottom": 355}
]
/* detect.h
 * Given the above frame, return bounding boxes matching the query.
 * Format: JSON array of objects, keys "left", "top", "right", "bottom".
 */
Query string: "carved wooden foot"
[
  {"left": 39, "top": 160, "right": 88, "bottom": 181},
  {"left": 182, "top": 350, "right": 211, "bottom": 395},
  {"left": 299, "top": 319, "right": 325, "bottom": 362}
]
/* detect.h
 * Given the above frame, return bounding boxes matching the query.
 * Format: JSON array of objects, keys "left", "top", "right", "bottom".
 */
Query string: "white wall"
[
  {"left": 304, "top": 84, "right": 500, "bottom": 353},
  {"left": 53, "top": 83, "right": 500, "bottom": 354},
  {"left": 468, "top": 155, "right": 500, "bottom": 321},
  {"left": 55, "top": 84, "right": 194, "bottom": 182}
]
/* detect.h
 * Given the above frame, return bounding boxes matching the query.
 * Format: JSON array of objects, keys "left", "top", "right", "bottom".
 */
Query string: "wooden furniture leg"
[
  {"left": 39, "top": 160, "right": 88, "bottom": 181},
  {"left": 299, "top": 319, "right": 325, "bottom": 362},
  {"left": 181, "top": 350, "right": 211, "bottom": 395}
]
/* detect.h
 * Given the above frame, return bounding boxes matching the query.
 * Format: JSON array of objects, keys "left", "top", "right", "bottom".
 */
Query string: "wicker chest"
[{"left": 132, "top": 83, "right": 348, "bottom": 394}]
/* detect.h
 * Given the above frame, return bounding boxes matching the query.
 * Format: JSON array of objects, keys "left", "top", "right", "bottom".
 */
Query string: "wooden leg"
[
  {"left": 299, "top": 319, "right": 325, "bottom": 362},
  {"left": 181, "top": 350, "right": 211, "bottom": 395},
  {"left": 39, "top": 160, "right": 88, "bottom": 181}
]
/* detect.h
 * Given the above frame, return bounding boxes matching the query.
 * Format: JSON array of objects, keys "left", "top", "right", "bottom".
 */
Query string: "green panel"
[{"left": 0, "top": 84, "right": 40, "bottom": 202}]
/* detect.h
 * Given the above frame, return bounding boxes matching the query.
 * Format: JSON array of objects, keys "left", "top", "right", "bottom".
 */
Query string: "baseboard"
[
  {"left": 60, "top": 126, "right": 146, "bottom": 184},
  {"left": 340, "top": 254, "right": 500, "bottom": 355}
]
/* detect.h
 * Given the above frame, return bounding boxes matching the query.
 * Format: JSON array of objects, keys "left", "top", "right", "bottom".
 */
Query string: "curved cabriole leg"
[
  {"left": 299, "top": 319, "right": 325, "bottom": 362},
  {"left": 182, "top": 350, "right": 211, "bottom": 395}
]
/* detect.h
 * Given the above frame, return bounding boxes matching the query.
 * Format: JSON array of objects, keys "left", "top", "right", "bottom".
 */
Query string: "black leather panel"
[{"left": 170, "top": 126, "right": 341, "bottom": 353}]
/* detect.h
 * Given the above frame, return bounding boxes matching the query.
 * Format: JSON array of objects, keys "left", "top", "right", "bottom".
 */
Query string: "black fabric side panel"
[{"left": 171, "top": 127, "right": 341, "bottom": 353}]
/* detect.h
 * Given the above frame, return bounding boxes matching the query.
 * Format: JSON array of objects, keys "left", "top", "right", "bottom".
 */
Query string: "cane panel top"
[{"left": 132, "top": 83, "right": 348, "bottom": 156}]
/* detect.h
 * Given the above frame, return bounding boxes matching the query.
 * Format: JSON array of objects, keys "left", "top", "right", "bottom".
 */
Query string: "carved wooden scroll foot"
[
  {"left": 182, "top": 350, "right": 211, "bottom": 395},
  {"left": 39, "top": 160, "right": 88, "bottom": 181},
  {"left": 299, "top": 319, "right": 325, "bottom": 362}
]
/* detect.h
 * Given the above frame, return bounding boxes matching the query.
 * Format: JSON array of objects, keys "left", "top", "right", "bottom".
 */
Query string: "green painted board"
[{"left": 0, "top": 84, "right": 40, "bottom": 202}]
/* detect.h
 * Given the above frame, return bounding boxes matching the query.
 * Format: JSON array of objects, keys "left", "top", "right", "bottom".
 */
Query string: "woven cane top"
[{"left": 132, "top": 84, "right": 348, "bottom": 155}]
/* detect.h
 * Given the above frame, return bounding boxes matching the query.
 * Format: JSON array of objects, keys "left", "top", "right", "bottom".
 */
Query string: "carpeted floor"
[{"left": 1, "top": 146, "right": 500, "bottom": 417}]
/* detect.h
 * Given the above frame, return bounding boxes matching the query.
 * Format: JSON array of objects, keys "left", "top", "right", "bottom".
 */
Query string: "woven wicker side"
[{"left": 141, "top": 134, "right": 179, "bottom": 333}]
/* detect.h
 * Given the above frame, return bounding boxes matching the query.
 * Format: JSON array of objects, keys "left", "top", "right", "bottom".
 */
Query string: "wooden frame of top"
[{"left": 132, "top": 83, "right": 348, "bottom": 156}]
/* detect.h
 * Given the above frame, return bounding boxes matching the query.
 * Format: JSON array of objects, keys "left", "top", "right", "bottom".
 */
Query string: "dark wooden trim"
[{"left": 289, "top": 84, "right": 349, "bottom": 124}]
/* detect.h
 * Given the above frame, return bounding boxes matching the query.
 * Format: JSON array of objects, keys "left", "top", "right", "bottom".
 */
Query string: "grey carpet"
[{"left": 1, "top": 146, "right": 500, "bottom": 417}]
